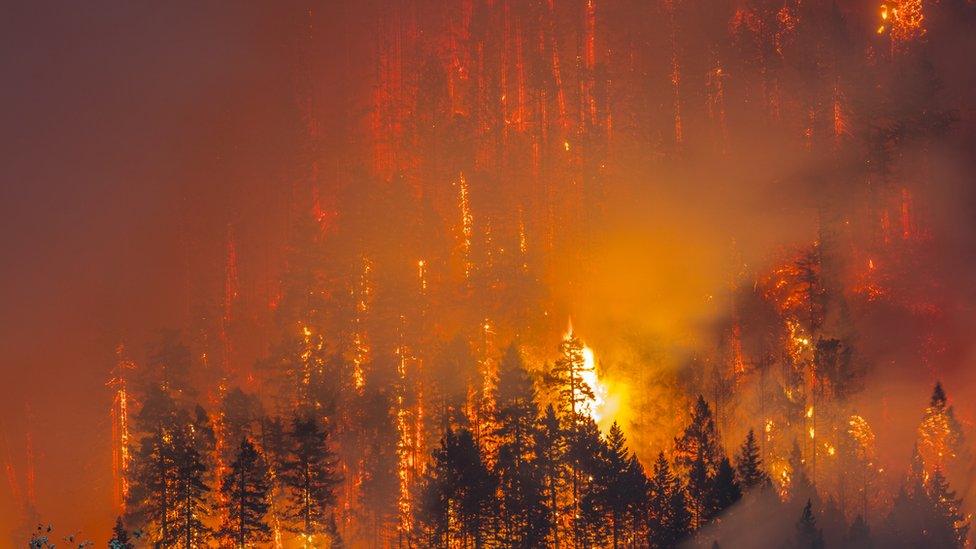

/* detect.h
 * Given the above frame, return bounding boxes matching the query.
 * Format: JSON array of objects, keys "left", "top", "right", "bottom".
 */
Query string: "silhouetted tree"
[
  {"left": 647, "top": 452, "right": 691, "bottom": 548},
  {"left": 493, "top": 345, "right": 550, "bottom": 547},
  {"left": 735, "top": 429, "right": 770, "bottom": 491},
  {"left": 218, "top": 438, "right": 272, "bottom": 548},
  {"left": 709, "top": 457, "right": 741, "bottom": 520},
  {"left": 924, "top": 468, "right": 969, "bottom": 547},
  {"left": 794, "top": 500, "right": 824, "bottom": 549},
  {"left": 108, "top": 517, "right": 133, "bottom": 549},
  {"left": 568, "top": 416, "right": 608, "bottom": 547},
  {"left": 535, "top": 404, "right": 565, "bottom": 547},
  {"left": 415, "top": 427, "right": 496, "bottom": 548},
  {"left": 597, "top": 422, "right": 646, "bottom": 548},
  {"left": 279, "top": 415, "right": 341, "bottom": 547},
  {"left": 546, "top": 331, "right": 595, "bottom": 420},
  {"left": 170, "top": 427, "right": 212, "bottom": 548},
  {"left": 126, "top": 388, "right": 180, "bottom": 545},
  {"left": 787, "top": 440, "right": 817, "bottom": 511},
  {"left": 917, "top": 382, "right": 967, "bottom": 476},
  {"left": 673, "top": 396, "right": 724, "bottom": 528}
]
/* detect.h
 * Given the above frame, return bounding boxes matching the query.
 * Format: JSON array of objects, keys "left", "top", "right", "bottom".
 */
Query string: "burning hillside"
[{"left": 3, "top": 0, "right": 976, "bottom": 547}]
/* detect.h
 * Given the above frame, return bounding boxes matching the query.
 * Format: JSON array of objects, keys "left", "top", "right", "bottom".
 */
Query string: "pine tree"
[
  {"left": 917, "top": 382, "right": 966, "bottom": 475},
  {"left": 279, "top": 414, "right": 342, "bottom": 548},
  {"left": 108, "top": 516, "right": 133, "bottom": 549},
  {"left": 493, "top": 345, "right": 549, "bottom": 547},
  {"left": 170, "top": 427, "right": 212, "bottom": 548},
  {"left": 709, "top": 457, "right": 741, "bottom": 521},
  {"left": 673, "top": 395, "right": 724, "bottom": 529},
  {"left": 787, "top": 440, "right": 817, "bottom": 510},
  {"left": 924, "top": 468, "right": 969, "bottom": 548},
  {"left": 567, "top": 416, "right": 607, "bottom": 547},
  {"left": 126, "top": 387, "right": 180, "bottom": 545},
  {"left": 534, "top": 404, "right": 564, "bottom": 547},
  {"left": 219, "top": 438, "right": 272, "bottom": 548},
  {"left": 546, "top": 331, "right": 595, "bottom": 420},
  {"left": 647, "top": 452, "right": 690, "bottom": 548},
  {"left": 879, "top": 443, "right": 969, "bottom": 547},
  {"left": 735, "top": 429, "right": 770, "bottom": 491},
  {"left": 623, "top": 455, "right": 650, "bottom": 543},
  {"left": 794, "top": 500, "right": 824, "bottom": 549},
  {"left": 415, "top": 427, "right": 496, "bottom": 548},
  {"left": 597, "top": 423, "right": 645, "bottom": 549},
  {"left": 883, "top": 484, "right": 925, "bottom": 546},
  {"left": 495, "top": 345, "right": 538, "bottom": 464}
]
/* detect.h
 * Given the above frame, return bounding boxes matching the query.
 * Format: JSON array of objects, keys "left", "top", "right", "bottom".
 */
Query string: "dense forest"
[
  {"left": 91, "top": 335, "right": 968, "bottom": 548},
  {"left": 10, "top": 0, "right": 976, "bottom": 547}
]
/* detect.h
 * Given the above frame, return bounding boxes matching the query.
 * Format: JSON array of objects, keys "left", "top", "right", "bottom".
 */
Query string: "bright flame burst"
[{"left": 579, "top": 345, "right": 608, "bottom": 422}]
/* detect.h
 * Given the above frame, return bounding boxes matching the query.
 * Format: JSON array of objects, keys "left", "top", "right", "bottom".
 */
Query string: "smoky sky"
[{"left": 0, "top": 1, "right": 301, "bottom": 539}]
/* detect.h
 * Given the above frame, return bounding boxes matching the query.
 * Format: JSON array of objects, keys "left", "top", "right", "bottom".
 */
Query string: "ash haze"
[{"left": 2, "top": 1, "right": 976, "bottom": 547}]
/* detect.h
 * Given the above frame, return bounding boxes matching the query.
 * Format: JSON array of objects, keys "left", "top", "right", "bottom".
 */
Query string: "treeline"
[{"left": 111, "top": 331, "right": 969, "bottom": 548}]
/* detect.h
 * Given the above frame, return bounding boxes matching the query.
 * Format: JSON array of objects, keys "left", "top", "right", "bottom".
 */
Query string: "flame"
[
  {"left": 562, "top": 321, "right": 614, "bottom": 425},
  {"left": 579, "top": 345, "right": 607, "bottom": 422}
]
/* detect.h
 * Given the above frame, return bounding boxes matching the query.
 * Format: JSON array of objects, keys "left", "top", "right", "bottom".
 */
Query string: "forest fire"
[{"left": 4, "top": 0, "right": 976, "bottom": 548}]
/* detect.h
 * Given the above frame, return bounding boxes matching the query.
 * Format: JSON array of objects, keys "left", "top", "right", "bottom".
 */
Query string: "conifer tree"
[
  {"left": 924, "top": 468, "right": 969, "bottom": 548},
  {"left": 709, "top": 457, "right": 741, "bottom": 520},
  {"left": 415, "top": 427, "right": 496, "bottom": 548},
  {"left": 219, "top": 438, "right": 272, "bottom": 548},
  {"left": 126, "top": 387, "right": 180, "bottom": 545},
  {"left": 673, "top": 396, "right": 724, "bottom": 529},
  {"left": 567, "top": 415, "right": 607, "bottom": 547},
  {"left": 280, "top": 415, "right": 342, "bottom": 548},
  {"left": 917, "top": 382, "right": 966, "bottom": 475},
  {"left": 794, "top": 500, "right": 824, "bottom": 549},
  {"left": 534, "top": 404, "right": 564, "bottom": 547},
  {"left": 170, "top": 427, "right": 212, "bottom": 548},
  {"left": 493, "top": 345, "right": 549, "bottom": 547},
  {"left": 495, "top": 345, "right": 538, "bottom": 463},
  {"left": 735, "top": 429, "right": 771, "bottom": 491},
  {"left": 787, "top": 440, "right": 817, "bottom": 510},
  {"left": 108, "top": 517, "right": 133, "bottom": 549},
  {"left": 546, "top": 331, "right": 595, "bottom": 420},
  {"left": 623, "top": 454, "right": 650, "bottom": 543},
  {"left": 879, "top": 443, "right": 970, "bottom": 547},
  {"left": 597, "top": 422, "right": 645, "bottom": 549},
  {"left": 647, "top": 452, "right": 690, "bottom": 548}
]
